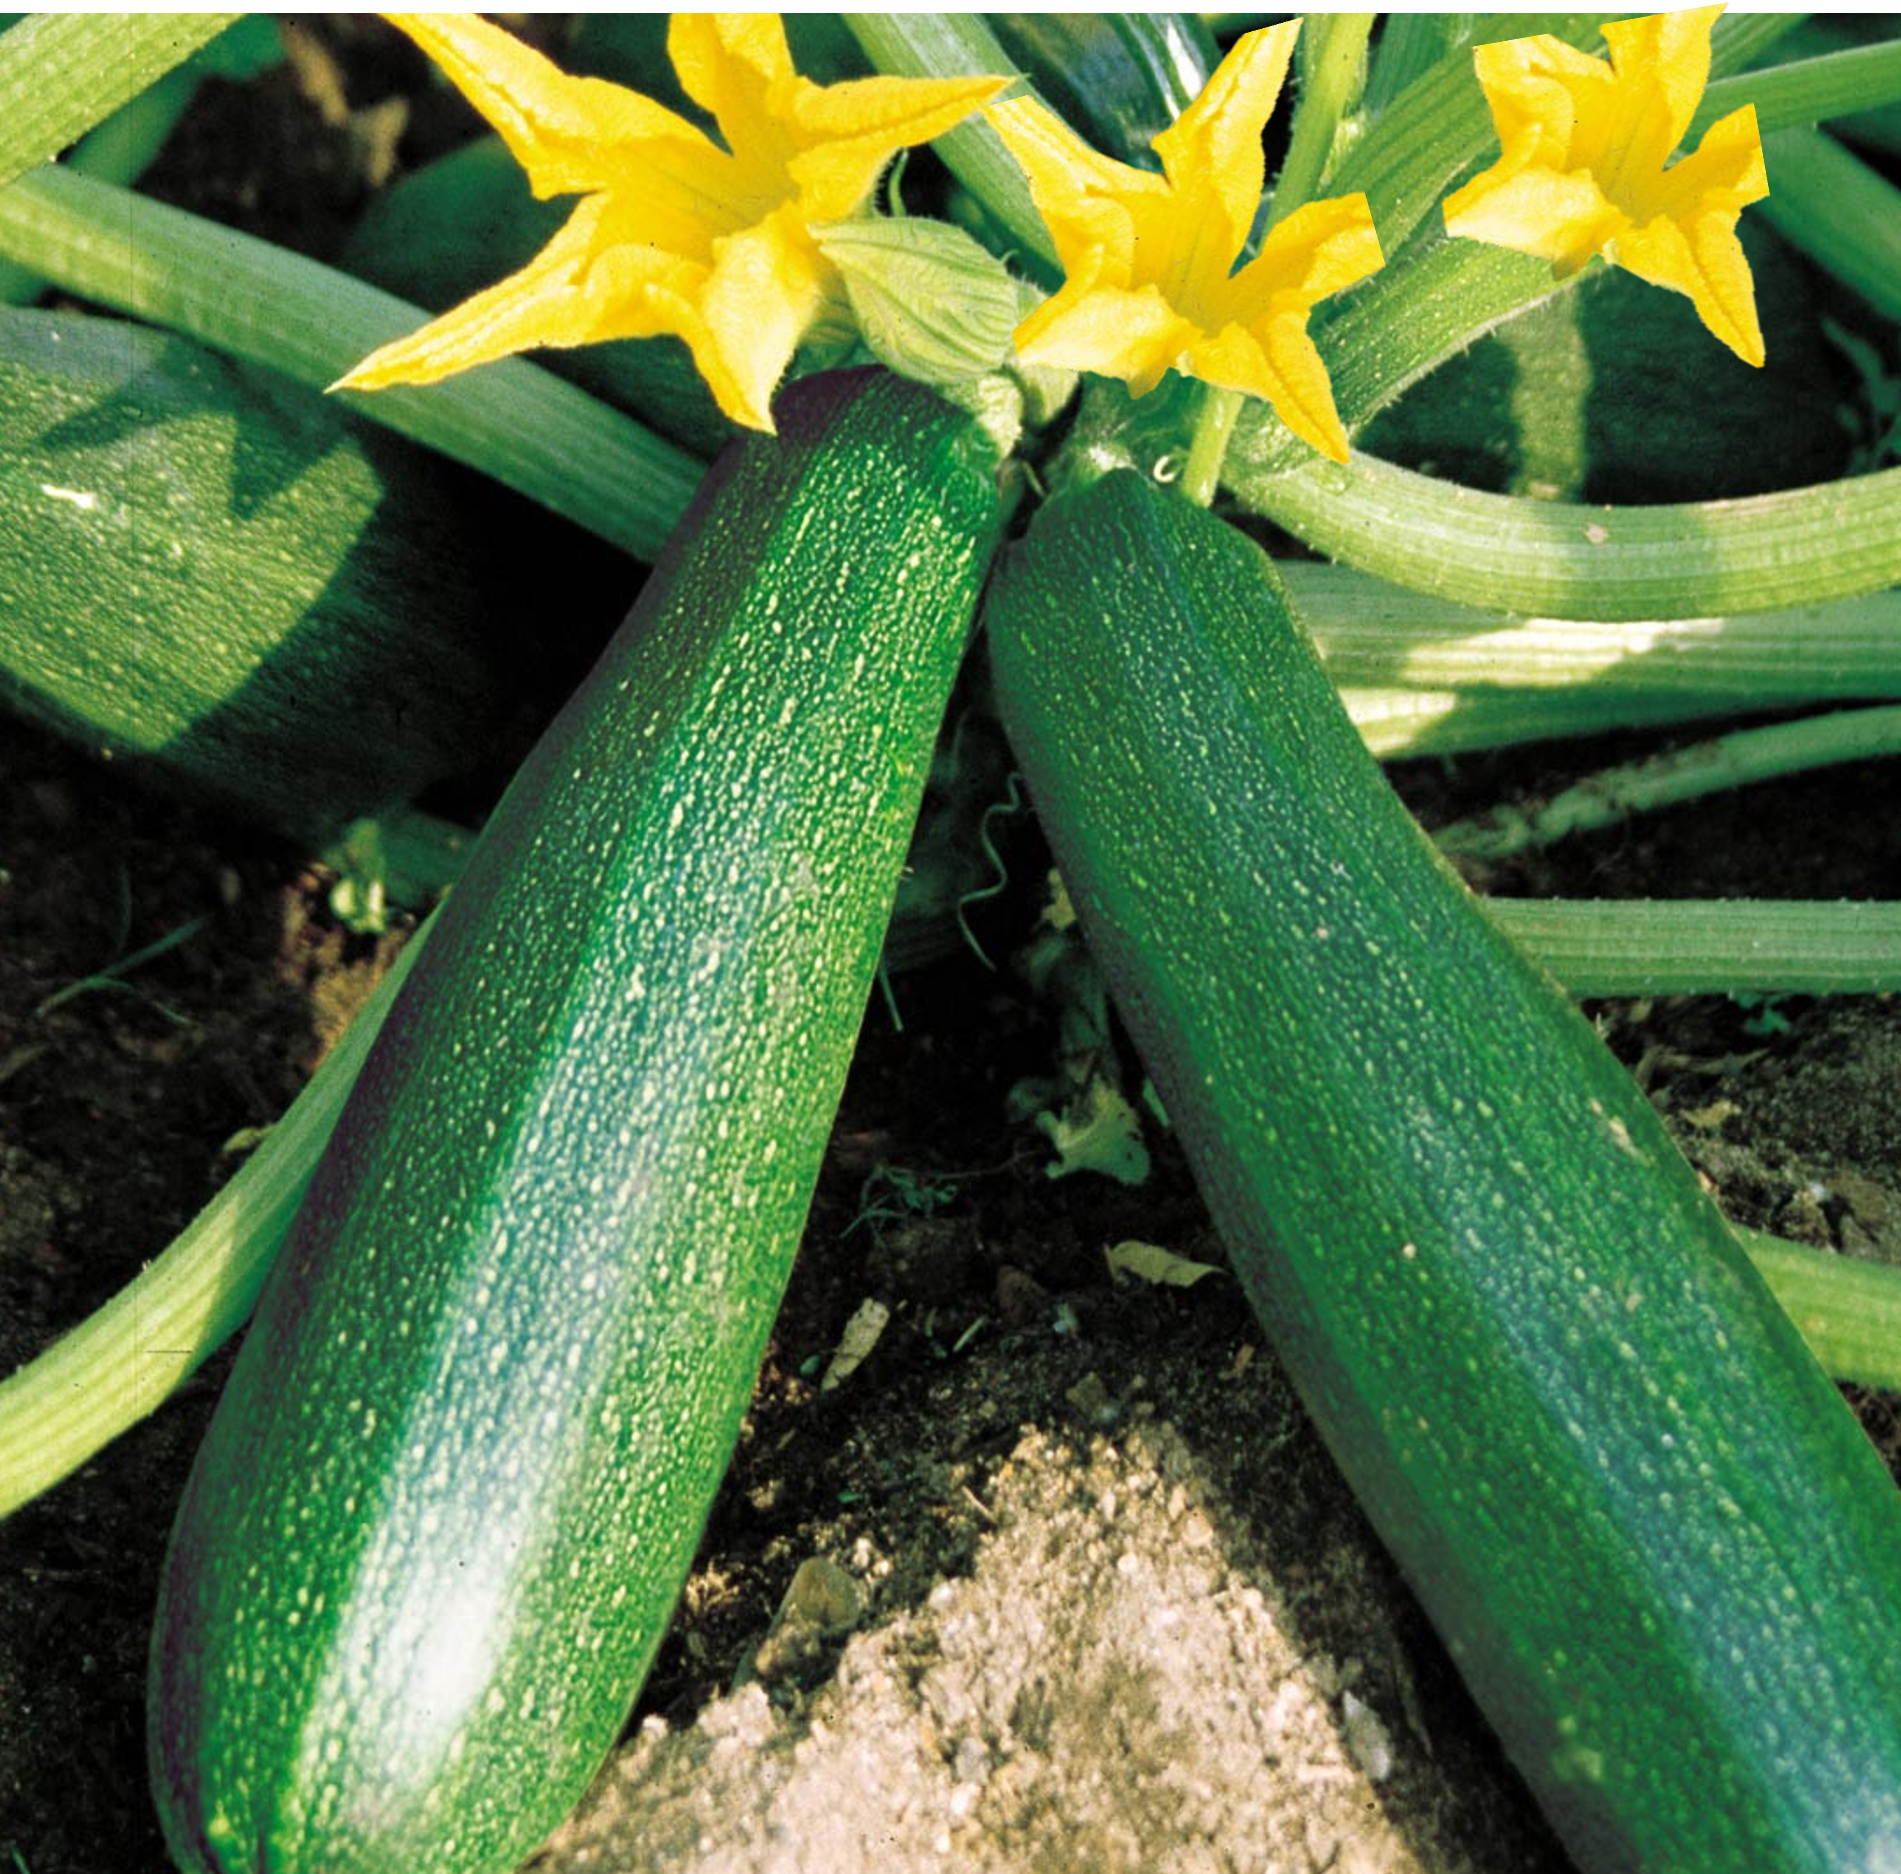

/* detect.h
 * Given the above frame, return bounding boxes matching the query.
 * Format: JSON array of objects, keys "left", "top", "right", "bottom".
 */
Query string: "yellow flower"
[
  {"left": 336, "top": 14, "right": 1007, "bottom": 431},
  {"left": 985, "top": 21, "right": 1384, "bottom": 464},
  {"left": 1443, "top": 6, "right": 1769, "bottom": 367}
]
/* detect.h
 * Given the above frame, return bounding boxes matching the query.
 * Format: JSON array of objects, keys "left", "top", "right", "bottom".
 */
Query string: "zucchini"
[
  {"left": 0, "top": 306, "right": 593, "bottom": 844},
  {"left": 148, "top": 368, "right": 1002, "bottom": 1874},
  {"left": 984, "top": 469, "right": 1901, "bottom": 1873}
]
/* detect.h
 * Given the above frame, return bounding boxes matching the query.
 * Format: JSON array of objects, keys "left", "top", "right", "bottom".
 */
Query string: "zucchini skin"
[
  {"left": 985, "top": 470, "right": 1901, "bottom": 1873},
  {"left": 0, "top": 306, "right": 542, "bottom": 843},
  {"left": 148, "top": 369, "right": 1001, "bottom": 1874}
]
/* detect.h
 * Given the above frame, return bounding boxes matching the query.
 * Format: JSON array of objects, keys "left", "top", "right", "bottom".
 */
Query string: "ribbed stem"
[
  {"left": 1182, "top": 387, "right": 1244, "bottom": 508},
  {"left": 1287, "top": 564, "right": 1901, "bottom": 701},
  {"left": 1436, "top": 706, "right": 1901, "bottom": 859},
  {"left": 1490, "top": 898, "right": 1901, "bottom": 999},
  {"left": 1274, "top": 13, "right": 1375, "bottom": 215},
  {"left": 841, "top": 13, "right": 1055, "bottom": 279},
  {"left": 1230, "top": 448, "right": 1901, "bottom": 620},
  {"left": 0, "top": 12, "right": 235, "bottom": 187},
  {"left": 1347, "top": 685, "right": 1783, "bottom": 760},
  {"left": 1697, "top": 38, "right": 1901, "bottom": 140},
  {"left": 0, "top": 921, "right": 430, "bottom": 1518},
  {"left": 1362, "top": 14, "right": 1482, "bottom": 116},
  {"left": 1760, "top": 126, "right": 1901, "bottom": 325},
  {"left": 1736, "top": 1230, "right": 1901, "bottom": 1394}
]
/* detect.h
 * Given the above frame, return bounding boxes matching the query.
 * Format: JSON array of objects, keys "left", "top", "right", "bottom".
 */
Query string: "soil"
[{"left": 4, "top": 19, "right": 1901, "bottom": 1874}]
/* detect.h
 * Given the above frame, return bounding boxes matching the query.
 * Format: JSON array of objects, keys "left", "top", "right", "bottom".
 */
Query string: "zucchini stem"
[
  {"left": 1289, "top": 564, "right": 1901, "bottom": 706},
  {"left": 1490, "top": 898, "right": 1901, "bottom": 998},
  {"left": 1760, "top": 126, "right": 1901, "bottom": 326},
  {"left": 1696, "top": 38, "right": 1901, "bottom": 142},
  {"left": 1273, "top": 12, "right": 1375, "bottom": 216},
  {"left": 841, "top": 13, "right": 1057, "bottom": 282},
  {"left": 1227, "top": 447, "right": 1901, "bottom": 620},
  {"left": 1436, "top": 705, "right": 1901, "bottom": 860},
  {"left": 0, "top": 919, "right": 431, "bottom": 1519},
  {"left": 0, "top": 12, "right": 236, "bottom": 189},
  {"left": 1182, "top": 386, "right": 1244, "bottom": 508}
]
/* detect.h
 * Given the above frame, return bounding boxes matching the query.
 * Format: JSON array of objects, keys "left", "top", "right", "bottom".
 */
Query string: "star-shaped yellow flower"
[
  {"left": 985, "top": 21, "right": 1384, "bottom": 464},
  {"left": 336, "top": 14, "right": 1007, "bottom": 431},
  {"left": 1443, "top": 6, "right": 1769, "bottom": 366}
]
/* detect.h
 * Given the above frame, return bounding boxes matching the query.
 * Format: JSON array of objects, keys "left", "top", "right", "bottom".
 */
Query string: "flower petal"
[
  {"left": 1444, "top": 163, "right": 1624, "bottom": 270},
  {"left": 990, "top": 26, "right": 1377, "bottom": 451},
  {"left": 382, "top": 12, "right": 706, "bottom": 200},
  {"left": 1232, "top": 193, "right": 1384, "bottom": 316},
  {"left": 1658, "top": 102, "right": 1769, "bottom": 220},
  {"left": 1445, "top": 7, "right": 1767, "bottom": 362},
  {"left": 787, "top": 72, "right": 1012, "bottom": 222},
  {"left": 344, "top": 14, "right": 1020, "bottom": 427},
  {"left": 667, "top": 12, "right": 797, "bottom": 122},
  {"left": 1470, "top": 34, "right": 1615, "bottom": 175},
  {"left": 1602, "top": 4, "right": 1722, "bottom": 157},
  {"left": 1613, "top": 199, "right": 1764, "bottom": 367},
  {"left": 986, "top": 94, "right": 1162, "bottom": 280},
  {"left": 1191, "top": 319, "right": 1351, "bottom": 464},
  {"left": 1014, "top": 279, "right": 1197, "bottom": 400},
  {"left": 690, "top": 207, "right": 833, "bottom": 430},
  {"left": 336, "top": 197, "right": 647, "bottom": 389},
  {"left": 1150, "top": 21, "right": 1296, "bottom": 266}
]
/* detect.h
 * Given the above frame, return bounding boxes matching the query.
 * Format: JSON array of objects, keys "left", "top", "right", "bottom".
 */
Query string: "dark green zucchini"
[
  {"left": 984, "top": 469, "right": 1901, "bottom": 1873},
  {"left": 0, "top": 306, "right": 603, "bottom": 843},
  {"left": 148, "top": 369, "right": 1001, "bottom": 1874}
]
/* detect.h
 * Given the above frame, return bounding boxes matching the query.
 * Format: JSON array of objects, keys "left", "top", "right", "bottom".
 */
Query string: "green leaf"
[{"left": 1035, "top": 1077, "right": 1151, "bottom": 1185}]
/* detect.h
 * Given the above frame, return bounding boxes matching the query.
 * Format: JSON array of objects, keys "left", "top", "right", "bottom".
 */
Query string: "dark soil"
[{"left": 4, "top": 18, "right": 1901, "bottom": 1874}]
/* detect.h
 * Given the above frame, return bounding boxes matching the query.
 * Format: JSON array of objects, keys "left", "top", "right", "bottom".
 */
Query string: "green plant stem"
[
  {"left": 1363, "top": 14, "right": 1482, "bottom": 117},
  {"left": 7, "top": 879, "right": 1900, "bottom": 1517},
  {"left": 1275, "top": 13, "right": 1375, "bottom": 215},
  {"left": 1182, "top": 387, "right": 1243, "bottom": 508},
  {"left": 0, "top": 165, "right": 700, "bottom": 562},
  {"left": 1345, "top": 685, "right": 1785, "bottom": 760},
  {"left": 1436, "top": 705, "right": 1901, "bottom": 860},
  {"left": 1288, "top": 564, "right": 1901, "bottom": 702},
  {"left": 840, "top": 13, "right": 1056, "bottom": 280},
  {"left": 1736, "top": 1230, "right": 1901, "bottom": 1394},
  {"left": 1228, "top": 448, "right": 1901, "bottom": 620},
  {"left": 0, "top": 66, "right": 196, "bottom": 305},
  {"left": 1489, "top": 899, "right": 1901, "bottom": 998},
  {"left": 1697, "top": 38, "right": 1901, "bottom": 141},
  {"left": 1759, "top": 126, "right": 1901, "bottom": 325},
  {"left": 0, "top": 917, "right": 430, "bottom": 1519},
  {"left": 1255, "top": 239, "right": 1560, "bottom": 475},
  {"left": 0, "top": 12, "right": 236, "bottom": 189}
]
